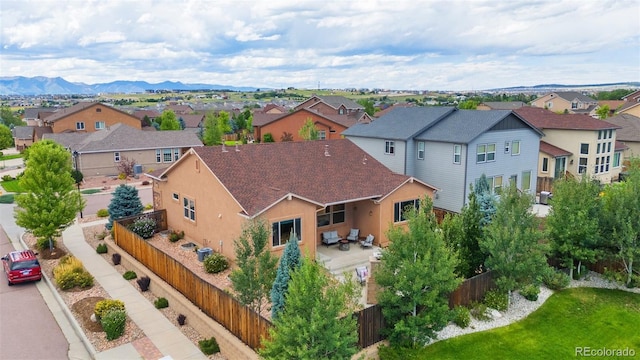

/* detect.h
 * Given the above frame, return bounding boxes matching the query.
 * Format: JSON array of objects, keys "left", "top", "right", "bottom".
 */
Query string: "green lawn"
[
  {"left": 0, "top": 179, "right": 23, "bottom": 193},
  {"left": 0, "top": 154, "right": 23, "bottom": 161},
  {"left": 380, "top": 288, "right": 640, "bottom": 360},
  {"left": 80, "top": 189, "right": 102, "bottom": 195}
]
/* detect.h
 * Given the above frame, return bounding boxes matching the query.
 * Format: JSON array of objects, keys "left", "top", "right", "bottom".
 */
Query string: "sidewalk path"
[{"left": 62, "top": 222, "right": 207, "bottom": 360}]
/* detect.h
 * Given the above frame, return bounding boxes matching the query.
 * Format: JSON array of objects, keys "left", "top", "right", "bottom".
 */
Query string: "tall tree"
[
  {"left": 260, "top": 256, "right": 360, "bottom": 359},
  {"left": 14, "top": 140, "right": 85, "bottom": 249},
  {"left": 158, "top": 110, "right": 181, "bottom": 130},
  {"left": 229, "top": 219, "right": 278, "bottom": 314},
  {"left": 601, "top": 157, "right": 640, "bottom": 285},
  {"left": 357, "top": 98, "right": 375, "bottom": 116},
  {"left": 0, "top": 106, "right": 25, "bottom": 127},
  {"left": 0, "top": 124, "right": 13, "bottom": 149},
  {"left": 202, "top": 111, "right": 222, "bottom": 145},
  {"left": 480, "top": 186, "right": 548, "bottom": 307},
  {"left": 106, "top": 184, "right": 144, "bottom": 230},
  {"left": 475, "top": 174, "right": 496, "bottom": 226},
  {"left": 298, "top": 118, "right": 318, "bottom": 140},
  {"left": 270, "top": 232, "right": 302, "bottom": 319},
  {"left": 546, "top": 176, "right": 603, "bottom": 279},
  {"left": 595, "top": 105, "right": 610, "bottom": 119},
  {"left": 376, "top": 196, "right": 461, "bottom": 348}
]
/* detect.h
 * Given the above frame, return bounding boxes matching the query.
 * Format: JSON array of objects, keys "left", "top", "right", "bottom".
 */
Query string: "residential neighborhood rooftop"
[{"left": 515, "top": 107, "right": 620, "bottom": 131}]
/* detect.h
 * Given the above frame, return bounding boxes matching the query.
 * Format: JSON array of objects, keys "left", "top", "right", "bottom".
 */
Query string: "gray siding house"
[{"left": 343, "top": 108, "right": 543, "bottom": 213}]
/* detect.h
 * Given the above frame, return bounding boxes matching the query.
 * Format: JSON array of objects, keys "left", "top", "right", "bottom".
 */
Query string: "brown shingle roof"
[
  {"left": 605, "top": 114, "right": 640, "bottom": 142},
  {"left": 179, "top": 114, "right": 205, "bottom": 128},
  {"left": 539, "top": 141, "right": 572, "bottom": 157},
  {"left": 515, "top": 107, "right": 619, "bottom": 131},
  {"left": 181, "top": 139, "right": 433, "bottom": 217}
]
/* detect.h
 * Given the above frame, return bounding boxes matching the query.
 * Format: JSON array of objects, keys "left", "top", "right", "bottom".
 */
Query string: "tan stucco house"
[
  {"left": 44, "top": 123, "right": 202, "bottom": 176},
  {"left": 516, "top": 107, "right": 624, "bottom": 183},
  {"left": 605, "top": 114, "right": 640, "bottom": 160},
  {"left": 530, "top": 91, "right": 598, "bottom": 115},
  {"left": 43, "top": 101, "right": 142, "bottom": 133},
  {"left": 147, "top": 139, "right": 436, "bottom": 263}
]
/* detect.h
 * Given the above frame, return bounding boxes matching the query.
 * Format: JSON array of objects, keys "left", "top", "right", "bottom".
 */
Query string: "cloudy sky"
[{"left": 1, "top": 0, "right": 639, "bottom": 90}]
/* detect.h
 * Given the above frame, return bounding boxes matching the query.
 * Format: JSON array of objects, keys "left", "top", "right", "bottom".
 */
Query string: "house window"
[
  {"left": 339, "top": 108, "right": 345, "bottom": 115},
  {"left": 76, "top": 122, "right": 85, "bottom": 130},
  {"left": 595, "top": 157, "right": 600, "bottom": 174},
  {"left": 183, "top": 197, "right": 195, "bottom": 221},
  {"left": 453, "top": 144, "right": 461, "bottom": 164},
  {"left": 546, "top": 101, "right": 553, "bottom": 108},
  {"left": 385, "top": 141, "right": 395, "bottom": 155},
  {"left": 509, "top": 174, "right": 517, "bottom": 187},
  {"left": 493, "top": 175, "right": 503, "bottom": 194},
  {"left": 477, "top": 143, "right": 496, "bottom": 163},
  {"left": 318, "top": 130, "right": 326, "bottom": 140},
  {"left": 95, "top": 121, "right": 106, "bottom": 130},
  {"left": 114, "top": 152, "right": 120, "bottom": 162},
  {"left": 542, "top": 157, "right": 549, "bottom": 172},
  {"left": 317, "top": 204, "right": 345, "bottom": 227},
  {"left": 172, "top": 193, "right": 179, "bottom": 201},
  {"left": 163, "top": 148, "right": 172, "bottom": 162},
  {"left": 613, "top": 152, "right": 621, "bottom": 167},
  {"left": 511, "top": 141, "right": 520, "bottom": 156},
  {"left": 504, "top": 141, "right": 511, "bottom": 154},
  {"left": 522, "top": 171, "right": 531, "bottom": 191},
  {"left": 608, "top": 129, "right": 613, "bottom": 138},
  {"left": 417, "top": 141, "right": 425, "bottom": 160},
  {"left": 571, "top": 101, "right": 578, "bottom": 109},
  {"left": 174, "top": 148, "right": 180, "bottom": 161},
  {"left": 598, "top": 131, "right": 602, "bottom": 140},
  {"left": 580, "top": 143, "right": 589, "bottom": 154},
  {"left": 607, "top": 142, "right": 611, "bottom": 153},
  {"left": 156, "top": 149, "right": 161, "bottom": 163},
  {"left": 578, "top": 157, "right": 588, "bottom": 174},
  {"left": 96, "top": 108, "right": 102, "bottom": 112},
  {"left": 394, "top": 199, "right": 419, "bottom": 223},
  {"left": 597, "top": 143, "right": 601, "bottom": 154},
  {"left": 272, "top": 218, "right": 301, "bottom": 247}
]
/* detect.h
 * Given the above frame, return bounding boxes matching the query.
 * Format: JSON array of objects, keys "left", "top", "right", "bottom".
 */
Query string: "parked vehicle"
[{"left": 1, "top": 250, "right": 42, "bottom": 285}]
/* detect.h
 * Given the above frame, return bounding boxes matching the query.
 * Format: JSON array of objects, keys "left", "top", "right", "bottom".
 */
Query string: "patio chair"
[
  {"left": 360, "top": 234, "right": 374, "bottom": 249},
  {"left": 355, "top": 266, "right": 368, "bottom": 285},
  {"left": 346, "top": 228, "right": 360, "bottom": 242}
]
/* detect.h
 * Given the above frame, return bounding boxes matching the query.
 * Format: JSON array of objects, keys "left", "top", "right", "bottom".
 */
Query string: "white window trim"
[
  {"left": 417, "top": 141, "right": 425, "bottom": 160},
  {"left": 76, "top": 122, "right": 85, "bottom": 130},
  {"left": 453, "top": 144, "right": 461, "bottom": 164},
  {"left": 114, "top": 152, "right": 121, "bottom": 162},
  {"left": 511, "top": 140, "right": 520, "bottom": 156},
  {"left": 385, "top": 140, "right": 395, "bottom": 155},
  {"left": 183, "top": 197, "right": 195, "bottom": 221},
  {"left": 95, "top": 121, "right": 106, "bottom": 130}
]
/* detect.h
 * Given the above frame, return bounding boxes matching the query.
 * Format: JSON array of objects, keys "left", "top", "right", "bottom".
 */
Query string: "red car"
[{"left": 1, "top": 250, "right": 42, "bottom": 285}]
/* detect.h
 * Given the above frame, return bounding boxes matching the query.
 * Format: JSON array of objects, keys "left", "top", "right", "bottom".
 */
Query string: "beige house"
[
  {"left": 43, "top": 123, "right": 202, "bottom": 176},
  {"left": 605, "top": 114, "right": 640, "bottom": 160},
  {"left": 43, "top": 101, "right": 142, "bottom": 133},
  {"left": 147, "top": 139, "right": 436, "bottom": 263},
  {"left": 516, "top": 107, "right": 624, "bottom": 183},
  {"left": 530, "top": 91, "right": 598, "bottom": 114}
]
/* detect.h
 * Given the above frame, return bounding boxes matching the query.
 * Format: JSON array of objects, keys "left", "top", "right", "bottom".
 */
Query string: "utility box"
[
  {"left": 133, "top": 164, "right": 143, "bottom": 175},
  {"left": 540, "top": 191, "right": 552, "bottom": 205},
  {"left": 197, "top": 247, "right": 213, "bottom": 262}
]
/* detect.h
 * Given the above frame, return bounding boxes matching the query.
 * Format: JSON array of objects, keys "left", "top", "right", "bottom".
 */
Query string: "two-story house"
[
  {"left": 530, "top": 91, "right": 598, "bottom": 115},
  {"left": 343, "top": 107, "right": 543, "bottom": 213},
  {"left": 42, "top": 101, "right": 142, "bottom": 133},
  {"left": 295, "top": 95, "right": 371, "bottom": 121},
  {"left": 515, "top": 107, "right": 625, "bottom": 184}
]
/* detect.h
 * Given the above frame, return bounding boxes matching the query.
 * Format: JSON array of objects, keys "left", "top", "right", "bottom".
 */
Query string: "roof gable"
[
  {"left": 605, "top": 114, "right": 640, "bottom": 142},
  {"left": 42, "top": 102, "right": 140, "bottom": 124}
]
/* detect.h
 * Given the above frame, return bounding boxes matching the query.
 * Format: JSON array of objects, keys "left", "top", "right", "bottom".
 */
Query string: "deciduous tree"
[
  {"left": 0, "top": 106, "right": 25, "bottom": 128},
  {"left": 229, "top": 219, "right": 278, "bottom": 314},
  {"left": 202, "top": 111, "right": 222, "bottom": 145},
  {"left": 260, "top": 256, "right": 360, "bottom": 359},
  {"left": 14, "top": 140, "right": 85, "bottom": 249},
  {"left": 0, "top": 124, "right": 13, "bottom": 149},
  {"left": 158, "top": 110, "right": 181, "bottom": 130},
  {"left": 298, "top": 118, "right": 318, "bottom": 140},
  {"left": 377, "top": 196, "right": 461, "bottom": 347},
  {"left": 270, "top": 232, "right": 302, "bottom": 319},
  {"left": 595, "top": 105, "right": 610, "bottom": 119}
]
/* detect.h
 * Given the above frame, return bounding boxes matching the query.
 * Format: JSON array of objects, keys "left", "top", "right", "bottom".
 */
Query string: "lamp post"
[{"left": 73, "top": 150, "right": 83, "bottom": 219}]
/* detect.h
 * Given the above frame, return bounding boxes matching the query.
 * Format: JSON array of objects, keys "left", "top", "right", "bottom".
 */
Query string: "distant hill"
[
  {"left": 0, "top": 76, "right": 259, "bottom": 95},
  {"left": 489, "top": 82, "right": 640, "bottom": 92}
]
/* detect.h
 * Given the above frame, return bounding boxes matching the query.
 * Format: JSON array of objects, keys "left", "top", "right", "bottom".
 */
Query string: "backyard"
[{"left": 379, "top": 287, "right": 640, "bottom": 359}]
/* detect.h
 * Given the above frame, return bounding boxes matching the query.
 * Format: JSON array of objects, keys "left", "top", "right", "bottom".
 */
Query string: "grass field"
[
  {"left": 0, "top": 154, "right": 23, "bottom": 161},
  {"left": 379, "top": 287, "right": 640, "bottom": 360},
  {"left": 0, "top": 179, "right": 22, "bottom": 193}
]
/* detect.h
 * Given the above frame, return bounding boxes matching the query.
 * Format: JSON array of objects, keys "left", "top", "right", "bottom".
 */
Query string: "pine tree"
[
  {"left": 377, "top": 196, "right": 462, "bottom": 347},
  {"left": 106, "top": 184, "right": 143, "bottom": 230},
  {"left": 270, "top": 232, "right": 302, "bottom": 319},
  {"left": 474, "top": 174, "right": 496, "bottom": 226},
  {"left": 260, "top": 256, "right": 360, "bottom": 359},
  {"left": 229, "top": 219, "right": 278, "bottom": 314},
  {"left": 15, "top": 140, "right": 85, "bottom": 248}
]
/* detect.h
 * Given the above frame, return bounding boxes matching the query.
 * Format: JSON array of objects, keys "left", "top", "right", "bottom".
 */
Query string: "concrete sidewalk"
[{"left": 62, "top": 222, "right": 207, "bottom": 360}]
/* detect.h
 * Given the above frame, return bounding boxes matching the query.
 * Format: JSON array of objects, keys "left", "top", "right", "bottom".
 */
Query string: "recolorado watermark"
[{"left": 575, "top": 347, "right": 636, "bottom": 357}]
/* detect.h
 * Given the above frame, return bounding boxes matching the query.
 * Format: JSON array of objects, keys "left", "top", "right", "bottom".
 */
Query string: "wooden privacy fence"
[
  {"left": 537, "top": 176, "right": 554, "bottom": 194},
  {"left": 355, "top": 304, "right": 385, "bottom": 348},
  {"left": 113, "top": 217, "right": 271, "bottom": 351},
  {"left": 449, "top": 271, "right": 495, "bottom": 308}
]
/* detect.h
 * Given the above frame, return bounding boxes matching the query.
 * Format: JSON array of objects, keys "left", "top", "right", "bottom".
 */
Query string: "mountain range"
[
  {"left": 0, "top": 76, "right": 258, "bottom": 95},
  {"left": 0, "top": 76, "right": 638, "bottom": 96}
]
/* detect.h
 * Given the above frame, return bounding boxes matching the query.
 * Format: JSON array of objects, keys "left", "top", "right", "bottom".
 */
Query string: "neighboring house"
[
  {"left": 596, "top": 100, "right": 625, "bottom": 117},
  {"left": 22, "top": 107, "right": 56, "bottom": 126},
  {"left": 476, "top": 101, "right": 526, "bottom": 110},
  {"left": 530, "top": 91, "right": 598, "bottom": 114},
  {"left": 133, "top": 109, "right": 161, "bottom": 124},
  {"left": 11, "top": 126, "right": 34, "bottom": 151},
  {"left": 253, "top": 108, "right": 364, "bottom": 142},
  {"left": 616, "top": 100, "right": 640, "bottom": 117},
  {"left": 621, "top": 90, "right": 640, "bottom": 103},
  {"left": 295, "top": 95, "right": 372, "bottom": 122},
  {"left": 515, "top": 107, "right": 624, "bottom": 184},
  {"left": 343, "top": 107, "right": 543, "bottom": 213},
  {"left": 42, "top": 102, "right": 142, "bottom": 133},
  {"left": 259, "top": 104, "right": 287, "bottom": 114},
  {"left": 43, "top": 123, "right": 202, "bottom": 176},
  {"left": 179, "top": 114, "right": 205, "bottom": 129},
  {"left": 147, "top": 139, "right": 436, "bottom": 262},
  {"left": 604, "top": 114, "right": 640, "bottom": 160},
  {"left": 165, "top": 104, "right": 193, "bottom": 115}
]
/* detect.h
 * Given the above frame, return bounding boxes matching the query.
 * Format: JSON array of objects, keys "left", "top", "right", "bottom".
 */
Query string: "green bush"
[
  {"left": 123, "top": 270, "right": 137, "bottom": 280},
  {"left": 128, "top": 217, "right": 156, "bottom": 239},
  {"left": 94, "top": 299, "right": 126, "bottom": 320},
  {"left": 452, "top": 306, "right": 471, "bottom": 328},
  {"left": 53, "top": 256, "right": 94, "bottom": 290},
  {"left": 542, "top": 268, "right": 571, "bottom": 290},
  {"left": 154, "top": 297, "right": 169, "bottom": 309},
  {"left": 101, "top": 309, "right": 126, "bottom": 341},
  {"left": 521, "top": 284, "right": 540, "bottom": 301},
  {"left": 484, "top": 289, "right": 508, "bottom": 312},
  {"left": 2, "top": 174, "right": 13, "bottom": 181},
  {"left": 203, "top": 253, "right": 228, "bottom": 274},
  {"left": 96, "top": 208, "right": 109, "bottom": 217},
  {"left": 36, "top": 237, "right": 56, "bottom": 250},
  {"left": 470, "top": 301, "right": 490, "bottom": 321},
  {"left": 169, "top": 230, "right": 185, "bottom": 243},
  {"left": 96, "top": 243, "right": 108, "bottom": 254},
  {"left": 199, "top": 336, "right": 220, "bottom": 355}
]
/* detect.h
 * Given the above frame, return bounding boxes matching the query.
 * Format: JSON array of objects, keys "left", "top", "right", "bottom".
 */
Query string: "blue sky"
[{"left": 1, "top": 0, "right": 639, "bottom": 91}]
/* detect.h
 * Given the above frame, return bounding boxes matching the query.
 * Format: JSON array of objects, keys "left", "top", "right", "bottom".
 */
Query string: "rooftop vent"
[{"left": 324, "top": 144, "right": 330, "bottom": 157}]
